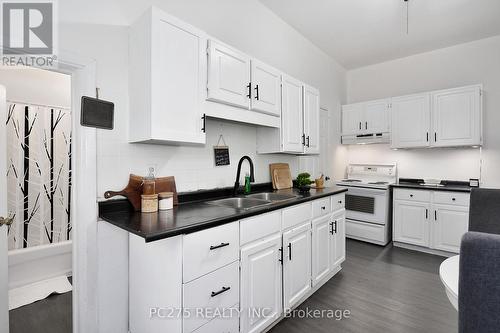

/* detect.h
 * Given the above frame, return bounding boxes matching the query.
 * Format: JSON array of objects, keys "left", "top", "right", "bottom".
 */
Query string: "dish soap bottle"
[{"left": 244, "top": 172, "right": 251, "bottom": 194}]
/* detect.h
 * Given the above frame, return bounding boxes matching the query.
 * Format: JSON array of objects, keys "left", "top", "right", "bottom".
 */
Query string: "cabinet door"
[
  {"left": 240, "top": 234, "right": 282, "bottom": 333},
  {"left": 393, "top": 200, "right": 430, "bottom": 247},
  {"left": 341, "top": 103, "right": 364, "bottom": 135},
  {"left": 365, "top": 99, "right": 390, "bottom": 133},
  {"left": 432, "top": 86, "right": 482, "bottom": 147},
  {"left": 281, "top": 75, "right": 304, "bottom": 153},
  {"left": 331, "top": 211, "right": 346, "bottom": 268},
  {"left": 149, "top": 11, "right": 207, "bottom": 144},
  {"left": 311, "top": 215, "right": 332, "bottom": 286},
  {"left": 391, "top": 94, "right": 431, "bottom": 148},
  {"left": 303, "top": 85, "right": 320, "bottom": 154},
  {"left": 283, "top": 223, "right": 311, "bottom": 310},
  {"left": 207, "top": 40, "right": 250, "bottom": 109},
  {"left": 432, "top": 205, "right": 469, "bottom": 253},
  {"left": 250, "top": 59, "right": 281, "bottom": 116}
]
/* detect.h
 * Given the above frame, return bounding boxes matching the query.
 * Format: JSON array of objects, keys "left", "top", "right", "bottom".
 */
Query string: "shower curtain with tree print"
[{"left": 6, "top": 102, "right": 72, "bottom": 250}]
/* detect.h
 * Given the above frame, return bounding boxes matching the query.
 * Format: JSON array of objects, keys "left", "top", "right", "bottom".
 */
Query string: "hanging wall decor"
[{"left": 214, "top": 134, "right": 230, "bottom": 166}]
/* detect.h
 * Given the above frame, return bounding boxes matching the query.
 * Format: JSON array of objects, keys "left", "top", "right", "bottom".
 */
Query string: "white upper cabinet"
[
  {"left": 432, "top": 85, "right": 482, "bottom": 147},
  {"left": 341, "top": 103, "right": 364, "bottom": 135},
  {"left": 129, "top": 7, "right": 207, "bottom": 145},
  {"left": 303, "top": 85, "right": 320, "bottom": 154},
  {"left": 207, "top": 40, "right": 251, "bottom": 109},
  {"left": 281, "top": 75, "right": 305, "bottom": 153},
  {"left": 250, "top": 60, "right": 282, "bottom": 117},
  {"left": 365, "top": 99, "right": 390, "bottom": 134},
  {"left": 391, "top": 94, "right": 431, "bottom": 149}
]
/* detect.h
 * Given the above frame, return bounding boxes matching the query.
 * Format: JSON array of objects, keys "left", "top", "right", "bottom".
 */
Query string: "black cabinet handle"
[
  {"left": 321, "top": 206, "right": 326, "bottom": 210},
  {"left": 278, "top": 247, "right": 283, "bottom": 263},
  {"left": 426, "top": 132, "right": 429, "bottom": 142},
  {"left": 435, "top": 133, "right": 437, "bottom": 142},
  {"left": 302, "top": 134, "right": 306, "bottom": 145},
  {"left": 333, "top": 220, "right": 337, "bottom": 234},
  {"left": 210, "top": 242, "right": 230, "bottom": 250},
  {"left": 338, "top": 200, "right": 342, "bottom": 204},
  {"left": 288, "top": 243, "right": 292, "bottom": 261},
  {"left": 306, "top": 136, "right": 310, "bottom": 147},
  {"left": 330, "top": 222, "right": 334, "bottom": 235},
  {"left": 426, "top": 209, "right": 428, "bottom": 219},
  {"left": 434, "top": 210, "right": 437, "bottom": 221},
  {"left": 359, "top": 122, "right": 362, "bottom": 130},
  {"left": 246, "top": 83, "right": 251, "bottom": 99},
  {"left": 254, "top": 84, "right": 259, "bottom": 100},
  {"left": 452, "top": 198, "right": 456, "bottom": 201},
  {"left": 201, "top": 114, "right": 206, "bottom": 133},
  {"left": 410, "top": 194, "right": 413, "bottom": 198},
  {"left": 365, "top": 122, "right": 368, "bottom": 130},
  {"left": 211, "top": 286, "right": 231, "bottom": 297}
]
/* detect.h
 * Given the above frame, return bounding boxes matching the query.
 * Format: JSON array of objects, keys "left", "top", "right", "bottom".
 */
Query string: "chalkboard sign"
[{"left": 214, "top": 146, "right": 230, "bottom": 166}]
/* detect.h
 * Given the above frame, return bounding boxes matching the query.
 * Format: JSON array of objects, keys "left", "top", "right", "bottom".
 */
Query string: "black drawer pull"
[
  {"left": 321, "top": 206, "right": 326, "bottom": 210},
  {"left": 210, "top": 242, "right": 230, "bottom": 250},
  {"left": 338, "top": 200, "right": 342, "bottom": 204},
  {"left": 288, "top": 243, "right": 292, "bottom": 261},
  {"left": 452, "top": 198, "right": 456, "bottom": 201},
  {"left": 410, "top": 194, "right": 413, "bottom": 198},
  {"left": 211, "top": 286, "right": 230, "bottom": 297}
]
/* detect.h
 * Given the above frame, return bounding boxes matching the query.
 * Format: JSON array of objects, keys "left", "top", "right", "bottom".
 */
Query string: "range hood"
[{"left": 341, "top": 132, "right": 390, "bottom": 145}]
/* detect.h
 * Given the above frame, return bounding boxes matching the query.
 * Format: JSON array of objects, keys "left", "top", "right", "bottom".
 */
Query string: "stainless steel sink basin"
[
  {"left": 245, "top": 192, "right": 298, "bottom": 202},
  {"left": 207, "top": 197, "right": 272, "bottom": 210}
]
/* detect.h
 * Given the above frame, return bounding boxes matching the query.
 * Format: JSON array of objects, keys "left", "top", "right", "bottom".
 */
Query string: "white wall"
[
  {"left": 58, "top": 0, "right": 347, "bottom": 197},
  {"left": 346, "top": 35, "right": 500, "bottom": 187},
  {"left": 0, "top": 67, "right": 71, "bottom": 108}
]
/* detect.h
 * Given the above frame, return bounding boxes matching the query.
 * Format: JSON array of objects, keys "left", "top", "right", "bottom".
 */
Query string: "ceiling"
[{"left": 259, "top": 0, "right": 500, "bottom": 69}]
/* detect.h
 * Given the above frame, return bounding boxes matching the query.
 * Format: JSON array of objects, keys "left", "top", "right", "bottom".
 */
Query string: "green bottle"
[{"left": 244, "top": 172, "right": 251, "bottom": 194}]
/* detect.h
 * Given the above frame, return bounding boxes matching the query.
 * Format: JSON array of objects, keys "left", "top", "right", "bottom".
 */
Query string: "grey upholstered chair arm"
[{"left": 459, "top": 231, "right": 500, "bottom": 333}]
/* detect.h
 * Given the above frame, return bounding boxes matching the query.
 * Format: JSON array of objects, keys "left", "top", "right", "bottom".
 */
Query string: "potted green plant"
[{"left": 295, "top": 172, "right": 314, "bottom": 193}]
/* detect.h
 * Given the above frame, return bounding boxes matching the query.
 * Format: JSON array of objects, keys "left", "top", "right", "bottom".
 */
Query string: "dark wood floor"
[
  {"left": 270, "top": 239, "right": 458, "bottom": 333},
  {"left": 8, "top": 240, "right": 457, "bottom": 333},
  {"left": 9, "top": 278, "right": 72, "bottom": 333}
]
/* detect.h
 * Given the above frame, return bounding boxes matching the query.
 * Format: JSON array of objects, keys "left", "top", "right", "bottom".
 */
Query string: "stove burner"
[
  {"left": 368, "top": 181, "right": 389, "bottom": 185},
  {"left": 341, "top": 179, "right": 362, "bottom": 183}
]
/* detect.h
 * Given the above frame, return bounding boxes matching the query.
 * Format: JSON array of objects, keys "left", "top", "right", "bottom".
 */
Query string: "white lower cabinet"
[
  {"left": 129, "top": 194, "right": 346, "bottom": 333},
  {"left": 393, "top": 189, "right": 469, "bottom": 254},
  {"left": 311, "top": 215, "right": 332, "bottom": 286},
  {"left": 283, "top": 223, "right": 312, "bottom": 310},
  {"left": 432, "top": 204, "right": 469, "bottom": 252},
  {"left": 240, "top": 233, "right": 283, "bottom": 333},
  {"left": 331, "top": 211, "right": 346, "bottom": 268}
]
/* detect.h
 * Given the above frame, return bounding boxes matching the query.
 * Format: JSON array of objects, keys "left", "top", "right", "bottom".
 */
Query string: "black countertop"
[
  {"left": 99, "top": 185, "right": 347, "bottom": 242},
  {"left": 391, "top": 178, "right": 473, "bottom": 193}
]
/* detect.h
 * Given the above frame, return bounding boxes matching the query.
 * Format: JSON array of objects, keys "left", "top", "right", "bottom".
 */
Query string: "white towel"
[{"left": 9, "top": 275, "right": 72, "bottom": 310}]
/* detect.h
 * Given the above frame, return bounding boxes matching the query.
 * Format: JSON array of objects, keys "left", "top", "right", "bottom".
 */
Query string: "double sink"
[{"left": 208, "top": 192, "right": 298, "bottom": 210}]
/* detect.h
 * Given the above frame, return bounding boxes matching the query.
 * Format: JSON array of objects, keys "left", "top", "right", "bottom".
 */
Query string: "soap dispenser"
[{"left": 244, "top": 172, "right": 251, "bottom": 194}]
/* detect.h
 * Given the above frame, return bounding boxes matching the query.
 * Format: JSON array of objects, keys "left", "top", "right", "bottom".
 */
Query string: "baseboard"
[{"left": 393, "top": 242, "right": 457, "bottom": 257}]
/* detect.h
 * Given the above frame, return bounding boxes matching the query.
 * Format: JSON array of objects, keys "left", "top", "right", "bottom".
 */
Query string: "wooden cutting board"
[
  {"left": 155, "top": 176, "right": 178, "bottom": 205},
  {"left": 270, "top": 163, "right": 293, "bottom": 189},
  {"left": 104, "top": 174, "right": 144, "bottom": 211}
]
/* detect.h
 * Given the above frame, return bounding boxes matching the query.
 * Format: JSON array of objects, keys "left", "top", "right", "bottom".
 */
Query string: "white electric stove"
[{"left": 337, "top": 163, "right": 397, "bottom": 246}]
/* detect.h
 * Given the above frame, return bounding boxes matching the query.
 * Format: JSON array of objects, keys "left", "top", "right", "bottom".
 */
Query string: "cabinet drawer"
[
  {"left": 433, "top": 191, "right": 470, "bottom": 206},
  {"left": 312, "top": 198, "right": 331, "bottom": 218},
  {"left": 240, "top": 211, "right": 281, "bottom": 246},
  {"left": 183, "top": 261, "right": 239, "bottom": 333},
  {"left": 331, "top": 193, "right": 346, "bottom": 212},
  {"left": 192, "top": 314, "right": 239, "bottom": 333},
  {"left": 183, "top": 222, "right": 239, "bottom": 282},
  {"left": 282, "top": 202, "right": 312, "bottom": 230},
  {"left": 394, "top": 189, "right": 431, "bottom": 202}
]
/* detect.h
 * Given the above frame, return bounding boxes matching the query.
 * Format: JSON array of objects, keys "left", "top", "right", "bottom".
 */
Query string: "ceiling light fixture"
[{"left": 403, "top": 0, "right": 409, "bottom": 34}]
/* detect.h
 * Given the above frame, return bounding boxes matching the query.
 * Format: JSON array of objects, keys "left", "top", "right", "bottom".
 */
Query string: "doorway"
[{"left": 2, "top": 66, "right": 73, "bottom": 332}]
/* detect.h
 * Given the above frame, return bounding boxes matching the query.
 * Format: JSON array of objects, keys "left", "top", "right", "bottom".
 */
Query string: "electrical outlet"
[{"left": 146, "top": 164, "right": 158, "bottom": 176}]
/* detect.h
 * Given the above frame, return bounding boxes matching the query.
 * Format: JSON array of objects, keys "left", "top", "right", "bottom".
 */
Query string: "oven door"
[{"left": 344, "top": 187, "right": 388, "bottom": 225}]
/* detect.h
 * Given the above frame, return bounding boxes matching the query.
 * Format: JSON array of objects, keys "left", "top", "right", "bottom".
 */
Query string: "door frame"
[{"left": 1, "top": 47, "right": 98, "bottom": 333}]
